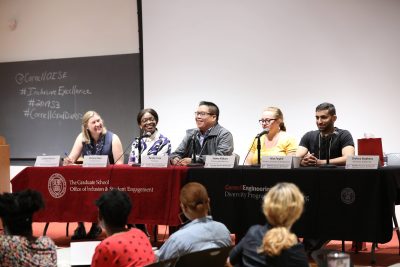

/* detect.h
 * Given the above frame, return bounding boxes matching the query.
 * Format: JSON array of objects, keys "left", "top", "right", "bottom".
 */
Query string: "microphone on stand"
[
  {"left": 319, "top": 133, "right": 336, "bottom": 168},
  {"left": 135, "top": 131, "right": 152, "bottom": 166},
  {"left": 256, "top": 129, "right": 269, "bottom": 166},
  {"left": 188, "top": 130, "right": 203, "bottom": 167}
]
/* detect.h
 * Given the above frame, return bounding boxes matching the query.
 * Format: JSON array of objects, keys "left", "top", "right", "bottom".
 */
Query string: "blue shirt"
[{"left": 157, "top": 216, "right": 231, "bottom": 261}]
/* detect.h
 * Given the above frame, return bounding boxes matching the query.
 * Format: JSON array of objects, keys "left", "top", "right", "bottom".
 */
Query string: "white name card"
[
  {"left": 261, "top": 156, "right": 292, "bottom": 169},
  {"left": 34, "top": 155, "right": 61, "bottom": 167},
  {"left": 83, "top": 155, "right": 109, "bottom": 167},
  {"left": 204, "top": 155, "right": 235, "bottom": 168},
  {"left": 345, "top": 156, "right": 379, "bottom": 169},
  {"left": 141, "top": 155, "right": 169, "bottom": 168}
]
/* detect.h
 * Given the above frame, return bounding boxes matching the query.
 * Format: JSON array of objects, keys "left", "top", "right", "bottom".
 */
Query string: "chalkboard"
[{"left": 0, "top": 54, "right": 142, "bottom": 159}]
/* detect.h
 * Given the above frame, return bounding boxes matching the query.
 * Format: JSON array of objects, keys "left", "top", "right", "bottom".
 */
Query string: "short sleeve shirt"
[
  {"left": 299, "top": 128, "right": 354, "bottom": 159},
  {"left": 91, "top": 228, "right": 155, "bottom": 267}
]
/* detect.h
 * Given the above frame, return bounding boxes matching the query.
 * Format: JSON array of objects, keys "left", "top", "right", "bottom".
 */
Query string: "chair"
[
  {"left": 174, "top": 246, "right": 233, "bottom": 267},
  {"left": 144, "top": 257, "right": 178, "bottom": 267},
  {"left": 311, "top": 249, "right": 353, "bottom": 267}
]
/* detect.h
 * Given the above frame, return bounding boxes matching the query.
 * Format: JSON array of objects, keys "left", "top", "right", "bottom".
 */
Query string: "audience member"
[
  {"left": 245, "top": 107, "right": 297, "bottom": 165},
  {"left": 91, "top": 189, "right": 155, "bottom": 267},
  {"left": 128, "top": 108, "right": 171, "bottom": 165},
  {"left": 170, "top": 101, "right": 234, "bottom": 165},
  {"left": 157, "top": 182, "right": 232, "bottom": 260},
  {"left": 0, "top": 190, "right": 57, "bottom": 267},
  {"left": 228, "top": 183, "right": 308, "bottom": 267},
  {"left": 64, "top": 110, "right": 124, "bottom": 240}
]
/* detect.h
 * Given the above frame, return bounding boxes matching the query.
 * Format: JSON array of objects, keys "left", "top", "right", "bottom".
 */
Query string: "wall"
[
  {"left": 142, "top": 0, "right": 400, "bottom": 161},
  {"left": 0, "top": 0, "right": 138, "bottom": 61}
]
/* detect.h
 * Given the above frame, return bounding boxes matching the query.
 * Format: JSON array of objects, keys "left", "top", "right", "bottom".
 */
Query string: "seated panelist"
[
  {"left": 170, "top": 101, "right": 234, "bottom": 166},
  {"left": 128, "top": 108, "right": 171, "bottom": 165},
  {"left": 64, "top": 110, "right": 124, "bottom": 240},
  {"left": 64, "top": 110, "right": 124, "bottom": 165},
  {"left": 245, "top": 107, "right": 297, "bottom": 165}
]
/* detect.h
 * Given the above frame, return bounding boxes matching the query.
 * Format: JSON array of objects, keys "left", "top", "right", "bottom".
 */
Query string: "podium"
[
  {"left": 0, "top": 136, "right": 10, "bottom": 230},
  {"left": 0, "top": 136, "right": 10, "bottom": 193}
]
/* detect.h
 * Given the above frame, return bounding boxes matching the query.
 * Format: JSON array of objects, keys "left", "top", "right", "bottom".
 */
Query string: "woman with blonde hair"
[
  {"left": 64, "top": 110, "right": 124, "bottom": 240},
  {"left": 228, "top": 182, "right": 308, "bottom": 267},
  {"left": 244, "top": 107, "right": 297, "bottom": 165}
]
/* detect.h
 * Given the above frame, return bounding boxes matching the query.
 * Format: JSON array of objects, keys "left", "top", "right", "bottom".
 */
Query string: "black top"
[
  {"left": 229, "top": 224, "right": 309, "bottom": 267},
  {"left": 298, "top": 128, "right": 354, "bottom": 160}
]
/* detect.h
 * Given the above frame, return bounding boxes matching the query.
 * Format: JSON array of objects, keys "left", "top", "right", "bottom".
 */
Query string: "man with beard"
[
  {"left": 296, "top": 102, "right": 355, "bottom": 254},
  {"left": 170, "top": 101, "right": 234, "bottom": 165},
  {"left": 296, "top": 102, "right": 355, "bottom": 166}
]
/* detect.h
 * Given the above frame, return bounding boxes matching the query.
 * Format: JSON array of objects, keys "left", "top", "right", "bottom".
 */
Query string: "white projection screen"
[{"left": 142, "top": 0, "right": 400, "bottom": 161}]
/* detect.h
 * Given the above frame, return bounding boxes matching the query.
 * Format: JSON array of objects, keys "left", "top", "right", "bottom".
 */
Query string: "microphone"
[
  {"left": 114, "top": 138, "right": 135, "bottom": 165},
  {"left": 256, "top": 129, "right": 269, "bottom": 138},
  {"left": 140, "top": 132, "right": 152, "bottom": 138},
  {"left": 319, "top": 132, "right": 336, "bottom": 168},
  {"left": 191, "top": 130, "right": 197, "bottom": 163},
  {"left": 138, "top": 131, "right": 152, "bottom": 164},
  {"left": 256, "top": 129, "right": 269, "bottom": 165},
  {"left": 188, "top": 130, "right": 203, "bottom": 167}
]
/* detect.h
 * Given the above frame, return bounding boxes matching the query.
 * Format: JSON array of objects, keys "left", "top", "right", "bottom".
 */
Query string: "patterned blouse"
[
  {"left": 0, "top": 235, "right": 57, "bottom": 267},
  {"left": 128, "top": 130, "right": 171, "bottom": 164}
]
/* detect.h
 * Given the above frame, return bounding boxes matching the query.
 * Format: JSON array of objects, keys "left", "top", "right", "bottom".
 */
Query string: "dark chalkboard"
[{"left": 0, "top": 54, "right": 142, "bottom": 159}]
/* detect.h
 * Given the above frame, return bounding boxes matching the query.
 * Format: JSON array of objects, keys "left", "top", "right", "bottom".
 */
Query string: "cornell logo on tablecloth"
[
  {"left": 48, "top": 173, "right": 66, "bottom": 198},
  {"left": 341, "top": 187, "right": 355, "bottom": 204}
]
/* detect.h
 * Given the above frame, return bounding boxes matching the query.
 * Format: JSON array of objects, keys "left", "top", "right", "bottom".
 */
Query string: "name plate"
[
  {"left": 83, "top": 155, "right": 109, "bottom": 167},
  {"left": 345, "top": 156, "right": 379, "bottom": 169},
  {"left": 34, "top": 155, "right": 61, "bottom": 167},
  {"left": 141, "top": 155, "right": 169, "bottom": 168},
  {"left": 204, "top": 155, "right": 235, "bottom": 168},
  {"left": 261, "top": 156, "right": 292, "bottom": 169}
]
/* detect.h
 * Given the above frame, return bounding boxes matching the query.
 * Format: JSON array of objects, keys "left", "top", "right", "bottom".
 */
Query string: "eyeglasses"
[
  {"left": 194, "top": 112, "right": 213, "bottom": 117},
  {"left": 141, "top": 117, "right": 156, "bottom": 124},
  {"left": 258, "top": 118, "right": 276, "bottom": 124}
]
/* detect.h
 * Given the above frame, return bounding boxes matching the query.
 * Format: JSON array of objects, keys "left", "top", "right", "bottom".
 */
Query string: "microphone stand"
[
  {"left": 320, "top": 134, "right": 336, "bottom": 168},
  {"left": 257, "top": 135, "right": 262, "bottom": 166},
  {"left": 138, "top": 136, "right": 143, "bottom": 164},
  {"left": 188, "top": 131, "right": 203, "bottom": 167}
]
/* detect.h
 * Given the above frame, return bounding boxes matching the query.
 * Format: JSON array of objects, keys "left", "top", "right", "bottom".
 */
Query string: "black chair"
[
  {"left": 144, "top": 257, "right": 178, "bottom": 267},
  {"left": 174, "top": 246, "right": 233, "bottom": 267}
]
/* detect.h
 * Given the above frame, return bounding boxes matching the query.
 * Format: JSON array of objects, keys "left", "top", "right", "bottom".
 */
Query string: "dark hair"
[
  {"left": 0, "top": 190, "right": 44, "bottom": 235},
  {"left": 136, "top": 108, "right": 159, "bottom": 125},
  {"left": 95, "top": 189, "right": 132, "bottom": 228},
  {"left": 316, "top": 102, "right": 336, "bottom": 116},
  {"left": 199, "top": 101, "right": 219, "bottom": 121}
]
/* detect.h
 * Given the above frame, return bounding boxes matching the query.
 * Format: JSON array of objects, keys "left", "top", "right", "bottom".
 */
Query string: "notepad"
[{"left": 70, "top": 241, "right": 100, "bottom": 266}]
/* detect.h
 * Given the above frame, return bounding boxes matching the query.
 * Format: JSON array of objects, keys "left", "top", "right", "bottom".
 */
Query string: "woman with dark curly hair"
[{"left": 0, "top": 190, "right": 57, "bottom": 266}]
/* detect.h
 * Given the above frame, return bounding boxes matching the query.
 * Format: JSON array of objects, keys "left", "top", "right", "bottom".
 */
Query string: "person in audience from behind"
[
  {"left": 157, "top": 182, "right": 232, "bottom": 261},
  {"left": 170, "top": 101, "right": 234, "bottom": 166},
  {"left": 228, "top": 182, "right": 308, "bottom": 267},
  {"left": 64, "top": 110, "right": 124, "bottom": 240},
  {"left": 128, "top": 108, "right": 171, "bottom": 165},
  {"left": 296, "top": 102, "right": 355, "bottom": 167},
  {"left": 91, "top": 189, "right": 155, "bottom": 267},
  {"left": 0, "top": 190, "right": 57, "bottom": 267},
  {"left": 244, "top": 107, "right": 297, "bottom": 165}
]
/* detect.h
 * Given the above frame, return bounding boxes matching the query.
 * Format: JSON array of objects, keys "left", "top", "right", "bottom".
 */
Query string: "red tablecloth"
[{"left": 11, "top": 165, "right": 187, "bottom": 226}]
